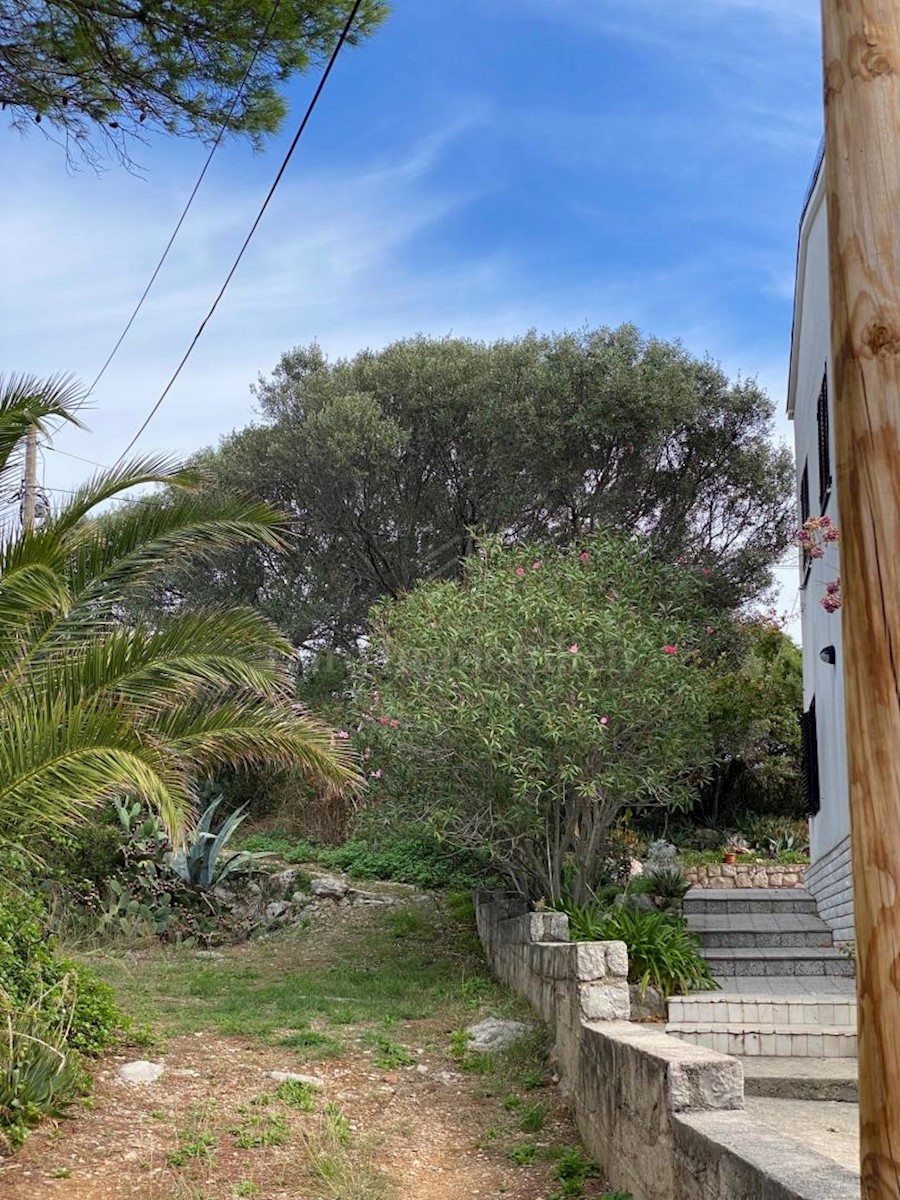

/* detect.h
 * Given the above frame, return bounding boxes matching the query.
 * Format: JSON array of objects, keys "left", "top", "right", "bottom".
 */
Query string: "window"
[
  {"left": 800, "top": 698, "right": 821, "bottom": 817},
  {"left": 800, "top": 461, "right": 810, "bottom": 583},
  {"left": 817, "top": 370, "right": 832, "bottom": 510}
]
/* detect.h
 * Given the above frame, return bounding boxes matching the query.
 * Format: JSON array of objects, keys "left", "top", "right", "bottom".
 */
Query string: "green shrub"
[
  {"left": 0, "top": 889, "right": 121, "bottom": 1054},
  {"left": 563, "top": 903, "right": 715, "bottom": 998}
]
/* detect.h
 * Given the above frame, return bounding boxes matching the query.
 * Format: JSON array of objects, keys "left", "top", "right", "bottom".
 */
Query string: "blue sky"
[{"left": 2, "top": 0, "right": 823, "bottom": 607}]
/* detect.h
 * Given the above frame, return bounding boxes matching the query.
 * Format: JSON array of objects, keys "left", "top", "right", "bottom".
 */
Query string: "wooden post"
[
  {"left": 821, "top": 1, "right": 900, "bottom": 1192},
  {"left": 22, "top": 426, "right": 37, "bottom": 532}
]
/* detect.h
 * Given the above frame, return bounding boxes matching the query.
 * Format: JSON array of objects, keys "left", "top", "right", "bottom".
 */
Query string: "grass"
[{"left": 84, "top": 897, "right": 511, "bottom": 1046}]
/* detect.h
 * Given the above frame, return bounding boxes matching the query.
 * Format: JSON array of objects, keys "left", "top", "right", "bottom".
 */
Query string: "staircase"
[{"left": 667, "top": 888, "right": 856, "bottom": 1058}]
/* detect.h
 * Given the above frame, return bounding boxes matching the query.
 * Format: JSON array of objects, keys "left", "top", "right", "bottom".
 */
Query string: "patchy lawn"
[{"left": 0, "top": 889, "right": 609, "bottom": 1199}]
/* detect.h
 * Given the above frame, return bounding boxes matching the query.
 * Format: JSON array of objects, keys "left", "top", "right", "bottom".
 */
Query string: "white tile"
[
  {"left": 775, "top": 1033, "right": 794, "bottom": 1057},
  {"left": 760, "top": 1033, "right": 777, "bottom": 1056},
  {"left": 807, "top": 1034, "right": 824, "bottom": 1056},
  {"left": 790, "top": 1034, "right": 809, "bottom": 1056}
]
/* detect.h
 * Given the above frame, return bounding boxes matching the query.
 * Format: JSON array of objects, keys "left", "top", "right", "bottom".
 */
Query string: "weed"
[
  {"left": 550, "top": 1147, "right": 601, "bottom": 1197},
  {"left": 502, "top": 1094, "right": 521, "bottom": 1111},
  {"left": 234, "top": 1185, "right": 260, "bottom": 1198},
  {"left": 509, "top": 1143, "right": 537, "bottom": 1165},
  {"left": 275, "top": 1079, "right": 317, "bottom": 1111},
  {"left": 386, "top": 910, "right": 425, "bottom": 939},
  {"left": 277, "top": 1029, "right": 344, "bottom": 1060},
  {"left": 364, "top": 1033, "right": 415, "bottom": 1069},
  {"left": 50, "top": 1168, "right": 72, "bottom": 1179},
  {"left": 229, "top": 1112, "right": 288, "bottom": 1149},
  {"left": 166, "top": 1129, "right": 216, "bottom": 1167},
  {"left": 323, "top": 1102, "right": 351, "bottom": 1146},
  {"left": 518, "top": 1100, "right": 548, "bottom": 1132},
  {"left": 298, "top": 1116, "right": 393, "bottom": 1199},
  {"left": 600, "top": 1193, "right": 633, "bottom": 1200}
]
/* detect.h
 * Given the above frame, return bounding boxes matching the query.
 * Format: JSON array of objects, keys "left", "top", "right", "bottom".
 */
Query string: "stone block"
[
  {"left": 666, "top": 1055, "right": 743, "bottom": 1113},
  {"left": 604, "top": 939, "right": 628, "bottom": 978},
  {"left": 573, "top": 941, "right": 608, "bottom": 981},
  {"left": 579, "top": 981, "right": 630, "bottom": 1021}
]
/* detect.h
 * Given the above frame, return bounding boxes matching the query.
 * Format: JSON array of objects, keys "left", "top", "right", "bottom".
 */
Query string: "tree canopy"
[
  {"left": 174, "top": 326, "right": 795, "bottom": 653},
  {"left": 0, "top": 0, "right": 386, "bottom": 163}
]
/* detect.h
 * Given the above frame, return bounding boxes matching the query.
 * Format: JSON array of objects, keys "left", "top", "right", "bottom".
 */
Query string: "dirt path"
[{"left": 0, "top": 893, "right": 607, "bottom": 1200}]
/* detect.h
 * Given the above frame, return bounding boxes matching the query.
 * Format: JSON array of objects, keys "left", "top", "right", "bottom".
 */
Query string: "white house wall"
[{"left": 788, "top": 166, "right": 853, "bottom": 942}]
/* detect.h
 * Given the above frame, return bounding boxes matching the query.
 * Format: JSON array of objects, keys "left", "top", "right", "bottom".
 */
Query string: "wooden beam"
[{"left": 821, "top": 1, "right": 900, "bottom": 1192}]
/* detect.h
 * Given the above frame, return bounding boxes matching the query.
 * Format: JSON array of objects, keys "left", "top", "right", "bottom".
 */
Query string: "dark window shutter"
[
  {"left": 800, "top": 698, "right": 821, "bottom": 817},
  {"left": 800, "top": 462, "right": 810, "bottom": 580},
  {"left": 817, "top": 371, "right": 832, "bottom": 510}
]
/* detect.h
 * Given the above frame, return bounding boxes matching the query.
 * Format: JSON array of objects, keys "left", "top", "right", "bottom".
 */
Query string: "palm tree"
[{"left": 0, "top": 374, "right": 359, "bottom": 848}]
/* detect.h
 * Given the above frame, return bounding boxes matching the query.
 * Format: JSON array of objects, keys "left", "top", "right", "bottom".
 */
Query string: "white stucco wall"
[{"left": 787, "top": 161, "right": 853, "bottom": 939}]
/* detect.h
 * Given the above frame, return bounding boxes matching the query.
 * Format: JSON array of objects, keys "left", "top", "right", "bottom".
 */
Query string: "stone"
[
  {"left": 465, "top": 1017, "right": 533, "bottom": 1053},
  {"left": 266, "top": 1071, "right": 323, "bottom": 1087},
  {"left": 628, "top": 858, "right": 644, "bottom": 879},
  {"left": 604, "top": 940, "right": 629, "bottom": 978},
  {"left": 291, "top": 891, "right": 310, "bottom": 905},
  {"left": 118, "top": 1060, "right": 165, "bottom": 1084},
  {"left": 574, "top": 943, "right": 608, "bottom": 981},
  {"left": 348, "top": 889, "right": 395, "bottom": 906},
  {"left": 579, "top": 981, "right": 631, "bottom": 1021},
  {"left": 311, "top": 875, "right": 348, "bottom": 900},
  {"left": 265, "top": 900, "right": 291, "bottom": 921},
  {"left": 629, "top": 983, "right": 667, "bottom": 1022},
  {"left": 270, "top": 867, "right": 308, "bottom": 895}
]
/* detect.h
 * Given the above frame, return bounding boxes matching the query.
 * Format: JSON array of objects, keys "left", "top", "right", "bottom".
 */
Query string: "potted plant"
[{"left": 722, "top": 834, "right": 748, "bottom": 865}]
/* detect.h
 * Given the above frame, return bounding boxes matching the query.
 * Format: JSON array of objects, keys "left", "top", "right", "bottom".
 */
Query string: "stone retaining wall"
[
  {"left": 683, "top": 862, "right": 807, "bottom": 889},
  {"left": 475, "top": 891, "right": 857, "bottom": 1200}
]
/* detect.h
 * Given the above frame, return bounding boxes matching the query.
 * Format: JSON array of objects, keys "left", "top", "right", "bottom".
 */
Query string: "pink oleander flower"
[
  {"left": 389, "top": 718, "right": 399, "bottom": 728},
  {"left": 532, "top": 560, "right": 542, "bottom": 570},
  {"left": 568, "top": 644, "right": 578, "bottom": 654},
  {"left": 337, "top": 730, "right": 350, "bottom": 739},
  {"left": 379, "top": 716, "right": 390, "bottom": 725},
  {"left": 664, "top": 644, "right": 678, "bottom": 655},
  {"left": 701, "top": 567, "right": 712, "bottom": 577},
  {"left": 515, "top": 566, "right": 525, "bottom": 577},
  {"left": 599, "top": 716, "right": 609, "bottom": 726},
  {"left": 580, "top": 551, "right": 590, "bottom": 563},
  {"left": 706, "top": 625, "right": 714, "bottom": 636},
  {"left": 369, "top": 769, "right": 383, "bottom": 779}
]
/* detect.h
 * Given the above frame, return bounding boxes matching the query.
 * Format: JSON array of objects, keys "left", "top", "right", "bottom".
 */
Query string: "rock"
[
  {"left": 348, "top": 889, "right": 395, "bottom": 906},
  {"left": 629, "top": 983, "right": 667, "bottom": 1022},
  {"left": 266, "top": 1071, "right": 323, "bottom": 1087},
  {"left": 415, "top": 1064, "right": 429, "bottom": 1074},
  {"left": 465, "top": 1017, "right": 533, "bottom": 1054},
  {"left": 270, "top": 867, "right": 308, "bottom": 896},
  {"left": 118, "top": 1060, "right": 165, "bottom": 1084},
  {"left": 291, "top": 891, "right": 310, "bottom": 905},
  {"left": 311, "top": 875, "right": 348, "bottom": 900},
  {"left": 265, "top": 901, "right": 291, "bottom": 922},
  {"left": 615, "top": 892, "right": 656, "bottom": 912},
  {"left": 628, "top": 858, "right": 644, "bottom": 879}
]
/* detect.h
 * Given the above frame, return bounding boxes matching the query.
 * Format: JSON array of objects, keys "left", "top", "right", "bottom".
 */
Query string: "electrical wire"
[
  {"left": 86, "top": 0, "right": 285, "bottom": 397},
  {"left": 115, "top": 0, "right": 364, "bottom": 466},
  {"left": 42, "top": 445, "right": 111, "bottom": 470}
]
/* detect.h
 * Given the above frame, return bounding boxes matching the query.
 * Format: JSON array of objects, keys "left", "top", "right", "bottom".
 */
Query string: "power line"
[
  {"left": 87, "top": 0, "right": 285, "bottom": 397},
  {"left": 43, "top": 445, "right": 111, "bottom": 470},
  {"left": 115, "top": 0, "right": 365, "bottom": 466}
]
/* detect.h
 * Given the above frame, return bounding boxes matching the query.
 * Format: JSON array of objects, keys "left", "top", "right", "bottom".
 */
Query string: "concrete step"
[
  {"left": 668, "top": 993, "right": 856, "bottom": 1029},
  {"left": 684, "top": 888, "right": 818, "bottom": 916},
  {"left": 742, "top": 1056, "right": 858, "bottom": 1102},
  {"left": 701, "top": 947, "right": 855, "bottom": 978},
  {"left": 667, "top": 1022, "right": 857, "bottom": 1058},
  {"left": 691, "top": 926, "right": 834, "bottom": 950}
]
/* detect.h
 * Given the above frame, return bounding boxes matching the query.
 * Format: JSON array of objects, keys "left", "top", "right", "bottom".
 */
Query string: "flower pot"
[{"left": 722, "top": 852, "right": 737, "bottom": 865}]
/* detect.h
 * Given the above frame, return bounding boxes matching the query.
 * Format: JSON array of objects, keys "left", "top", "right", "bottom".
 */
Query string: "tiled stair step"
[
  {"left": 690, "top": 926, "right": 834, "bottom": 950},
  {"left": 666, "top": 1023, "right": 857, "bottom": 1058},
  {"left": 684, "top": 888, "right": 819, "bottom": 916},
  {"left": 702, "top": 947, "right": 855, "bottom": 977},
  {"left": 668, "top": 994, "right": 856, "bottom": 1028}
]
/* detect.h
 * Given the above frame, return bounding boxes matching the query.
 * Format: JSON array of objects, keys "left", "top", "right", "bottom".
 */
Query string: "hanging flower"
[
  {"left": 599, "top": 716, "right": 609, "bottom": 726},
  {"left": 389, "top": 718, "right": 399, "bottom": 728},
  {"left": 568, "top": 644, "right": 578, "bottom": 654},
  {"left": 822, "top": 578, "right": 843, "bottom": 613},
  {"left": 369, "top": 769, "right": 383, "bottom": 779},
  {"left": 580, "top": 551, "right": 590, "bottom": 563},
  {"left": 336, "top": 730, "right": 350, "bottom": 739},
  {"left": 532, "top": 560, "right": 542, "bottom": 571},
  {"left": 706, "top": 625, "right": 714, "bottom": 636},
  {"left": 515, "top": 567, "right": 525, "bottom": 577},
  {"left": 664, "top": 644, "right": 678, "bottom": 655}
]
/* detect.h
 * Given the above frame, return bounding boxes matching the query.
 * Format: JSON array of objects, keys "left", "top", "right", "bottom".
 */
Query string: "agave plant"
[
  {"left": 167, "top": 795, "right": 254, "bottom": 889},
  {"left": 0, "top": 374, "right": 360, "bottom": 851}
]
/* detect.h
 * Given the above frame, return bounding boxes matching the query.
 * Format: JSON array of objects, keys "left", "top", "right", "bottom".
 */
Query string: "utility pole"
[
  {"left": 821, "top": 2, "right": 900, "bottom": 1192},
  {"left": 22, "top": 426, "right": 37, "bottom": 532}
]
